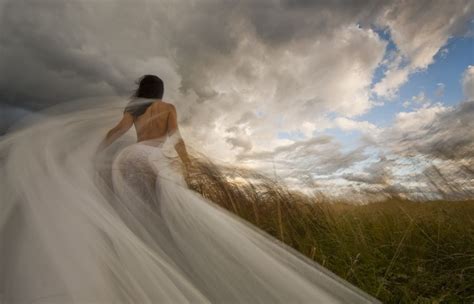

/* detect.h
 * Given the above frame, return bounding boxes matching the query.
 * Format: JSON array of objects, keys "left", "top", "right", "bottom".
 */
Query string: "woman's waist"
[{"left": 137, "top": 137, "right": 167, "bottom": 147}]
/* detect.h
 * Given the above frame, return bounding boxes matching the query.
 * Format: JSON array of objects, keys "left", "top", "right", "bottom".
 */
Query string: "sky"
[{"left": 0, "top": 0, "right": 473, "bottom": 202}]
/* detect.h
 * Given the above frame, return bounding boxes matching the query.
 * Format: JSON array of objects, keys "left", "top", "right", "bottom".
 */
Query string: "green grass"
[{"left": 186, "top": 158, "right": 474, "bottom": 303}]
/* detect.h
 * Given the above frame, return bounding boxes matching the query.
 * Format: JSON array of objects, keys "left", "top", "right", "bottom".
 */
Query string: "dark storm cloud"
[
  {"left": 1, "top": 0, "right": 470, "bottom": 132},
  {"left": 0, "top": 104, "right": 33, "bottom": 134},
  {"left": 0, "top": 1, "right": 127, "bottom": 109},
  {"left": 1, "top": 0, "right": 470, "bottom": 110}
]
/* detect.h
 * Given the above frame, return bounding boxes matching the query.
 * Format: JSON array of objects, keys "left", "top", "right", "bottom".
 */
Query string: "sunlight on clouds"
[
  {"left": 1, "top": 0, "right": 473, "bottom": 202},
  {"left": 372, "top": 0, "right": 473, "bottom": 98},
  {"left": 391, "top": 104, "right": 449, "bottom": 134},
  {"left": 373, "top": 66, "right": 410, "bottom": 99},
  {"left": 334, "top": 117, "right": 381, "bottom": 136}
]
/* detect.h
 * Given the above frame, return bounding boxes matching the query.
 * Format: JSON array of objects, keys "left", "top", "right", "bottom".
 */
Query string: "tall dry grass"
[{"left": 185, "top": 158, "right": 474, "bottom": 303}]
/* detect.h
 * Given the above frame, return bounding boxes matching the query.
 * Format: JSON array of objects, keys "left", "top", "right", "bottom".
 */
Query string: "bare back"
[
  {"left": 98, "top": 97, "right": 190, "bottom": 167},
  {"left": 133, "top": 101, "right": 175, "bottom": 142}
]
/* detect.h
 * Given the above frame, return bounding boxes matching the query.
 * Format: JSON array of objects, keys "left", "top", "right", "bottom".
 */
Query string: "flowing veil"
[{"left": 0, "top": 97, "right": 379, "bottom": 303}]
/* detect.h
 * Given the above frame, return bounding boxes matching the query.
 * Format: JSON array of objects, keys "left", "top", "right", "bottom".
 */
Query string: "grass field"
[{"left": 186, "top": 158, "right": 474, "bottom": 303}]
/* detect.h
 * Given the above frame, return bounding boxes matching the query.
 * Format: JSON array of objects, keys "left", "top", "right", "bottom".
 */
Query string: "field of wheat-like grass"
[{"left": 185, "top": 158, "right": 474, "bottom": 303}]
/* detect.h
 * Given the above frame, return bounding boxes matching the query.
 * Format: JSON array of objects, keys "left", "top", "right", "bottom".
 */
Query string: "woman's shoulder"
[{"left": 153, "top": 100, "right": 176, "bottom": 111}]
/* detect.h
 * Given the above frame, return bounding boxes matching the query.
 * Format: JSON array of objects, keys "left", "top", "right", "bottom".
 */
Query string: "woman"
[
  {"left": 97, "top": 75, "right": 190, "bottom": 167},
  {"left": 0, "top": 75, "right": 378, "bottom": 303}
]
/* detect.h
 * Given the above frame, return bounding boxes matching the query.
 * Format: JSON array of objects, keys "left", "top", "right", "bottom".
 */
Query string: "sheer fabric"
[{"left": 0, "top": 97, "right": 378, "bottom": 303}]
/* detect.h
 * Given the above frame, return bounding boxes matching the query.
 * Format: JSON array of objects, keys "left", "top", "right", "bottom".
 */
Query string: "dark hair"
[{"left": 125, "top": 75, "right": 164, "bottom": 117}]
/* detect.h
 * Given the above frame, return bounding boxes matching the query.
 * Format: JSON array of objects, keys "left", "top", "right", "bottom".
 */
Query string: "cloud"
[
  {"left": 372, "top": 0, "right": 474, "bottom": 98},
  {"left": 379, "top": 1, "right": 472, "bottom": 69},
  {"left": 1, "top": 0, "right": 473, "bottom": 200},
  {"left": 381, "top": 103, "right": 450, "bottom": 154},
  {"left": 0, "top": 0, "right": 390, "bottom": 162},
  {"left": 391, "top": 101, "right": 474, "bottom": 161},
  {"left": 372, "top": 65, "right": 410, "bottom": 99},
  {"left": 334, "top": 117, "right": 381, "bottom": 136},
  {"left": 1, "top": 1, "right": 470, "bottom": 130},
  {"left": 400, "top": 91, "right": 432, "bottom": 109},
  {"left": 225, "top": 135, "right": 253, "bottom": 152},
  {"left": 366, "top": 99, "right": 474, "bottom": 200},
  {"left": 341, "top": 159, "right": 392, "bottom": 186},
  {"left": 462, "top": 65, "right": 474, "bottom": 100},
  {"left": 236, "top": 135, "right": 368, "bottom": 191},
  {"left": 435, "top": 83, "right": 445, "bottom": 97},
  {"left": 0, "top": 104, "right": 33, "bottom": 134}
]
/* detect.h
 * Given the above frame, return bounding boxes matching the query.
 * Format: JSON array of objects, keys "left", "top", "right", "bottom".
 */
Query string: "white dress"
[{"left": 0, "top": 97, "right": 378, "bottom": 303}]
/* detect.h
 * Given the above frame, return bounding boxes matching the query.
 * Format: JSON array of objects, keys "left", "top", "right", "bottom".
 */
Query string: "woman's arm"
[
  {"left": 167, "top": 104, "right": 191, "bottom": 168},
  {"left": 97, "top": 112, "right": 134, "bottom": 152}
]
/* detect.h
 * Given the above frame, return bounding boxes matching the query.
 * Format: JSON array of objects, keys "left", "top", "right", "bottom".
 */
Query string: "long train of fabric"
[{"left": 0, "top": 97, "right": 379, "bottom": 303}]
